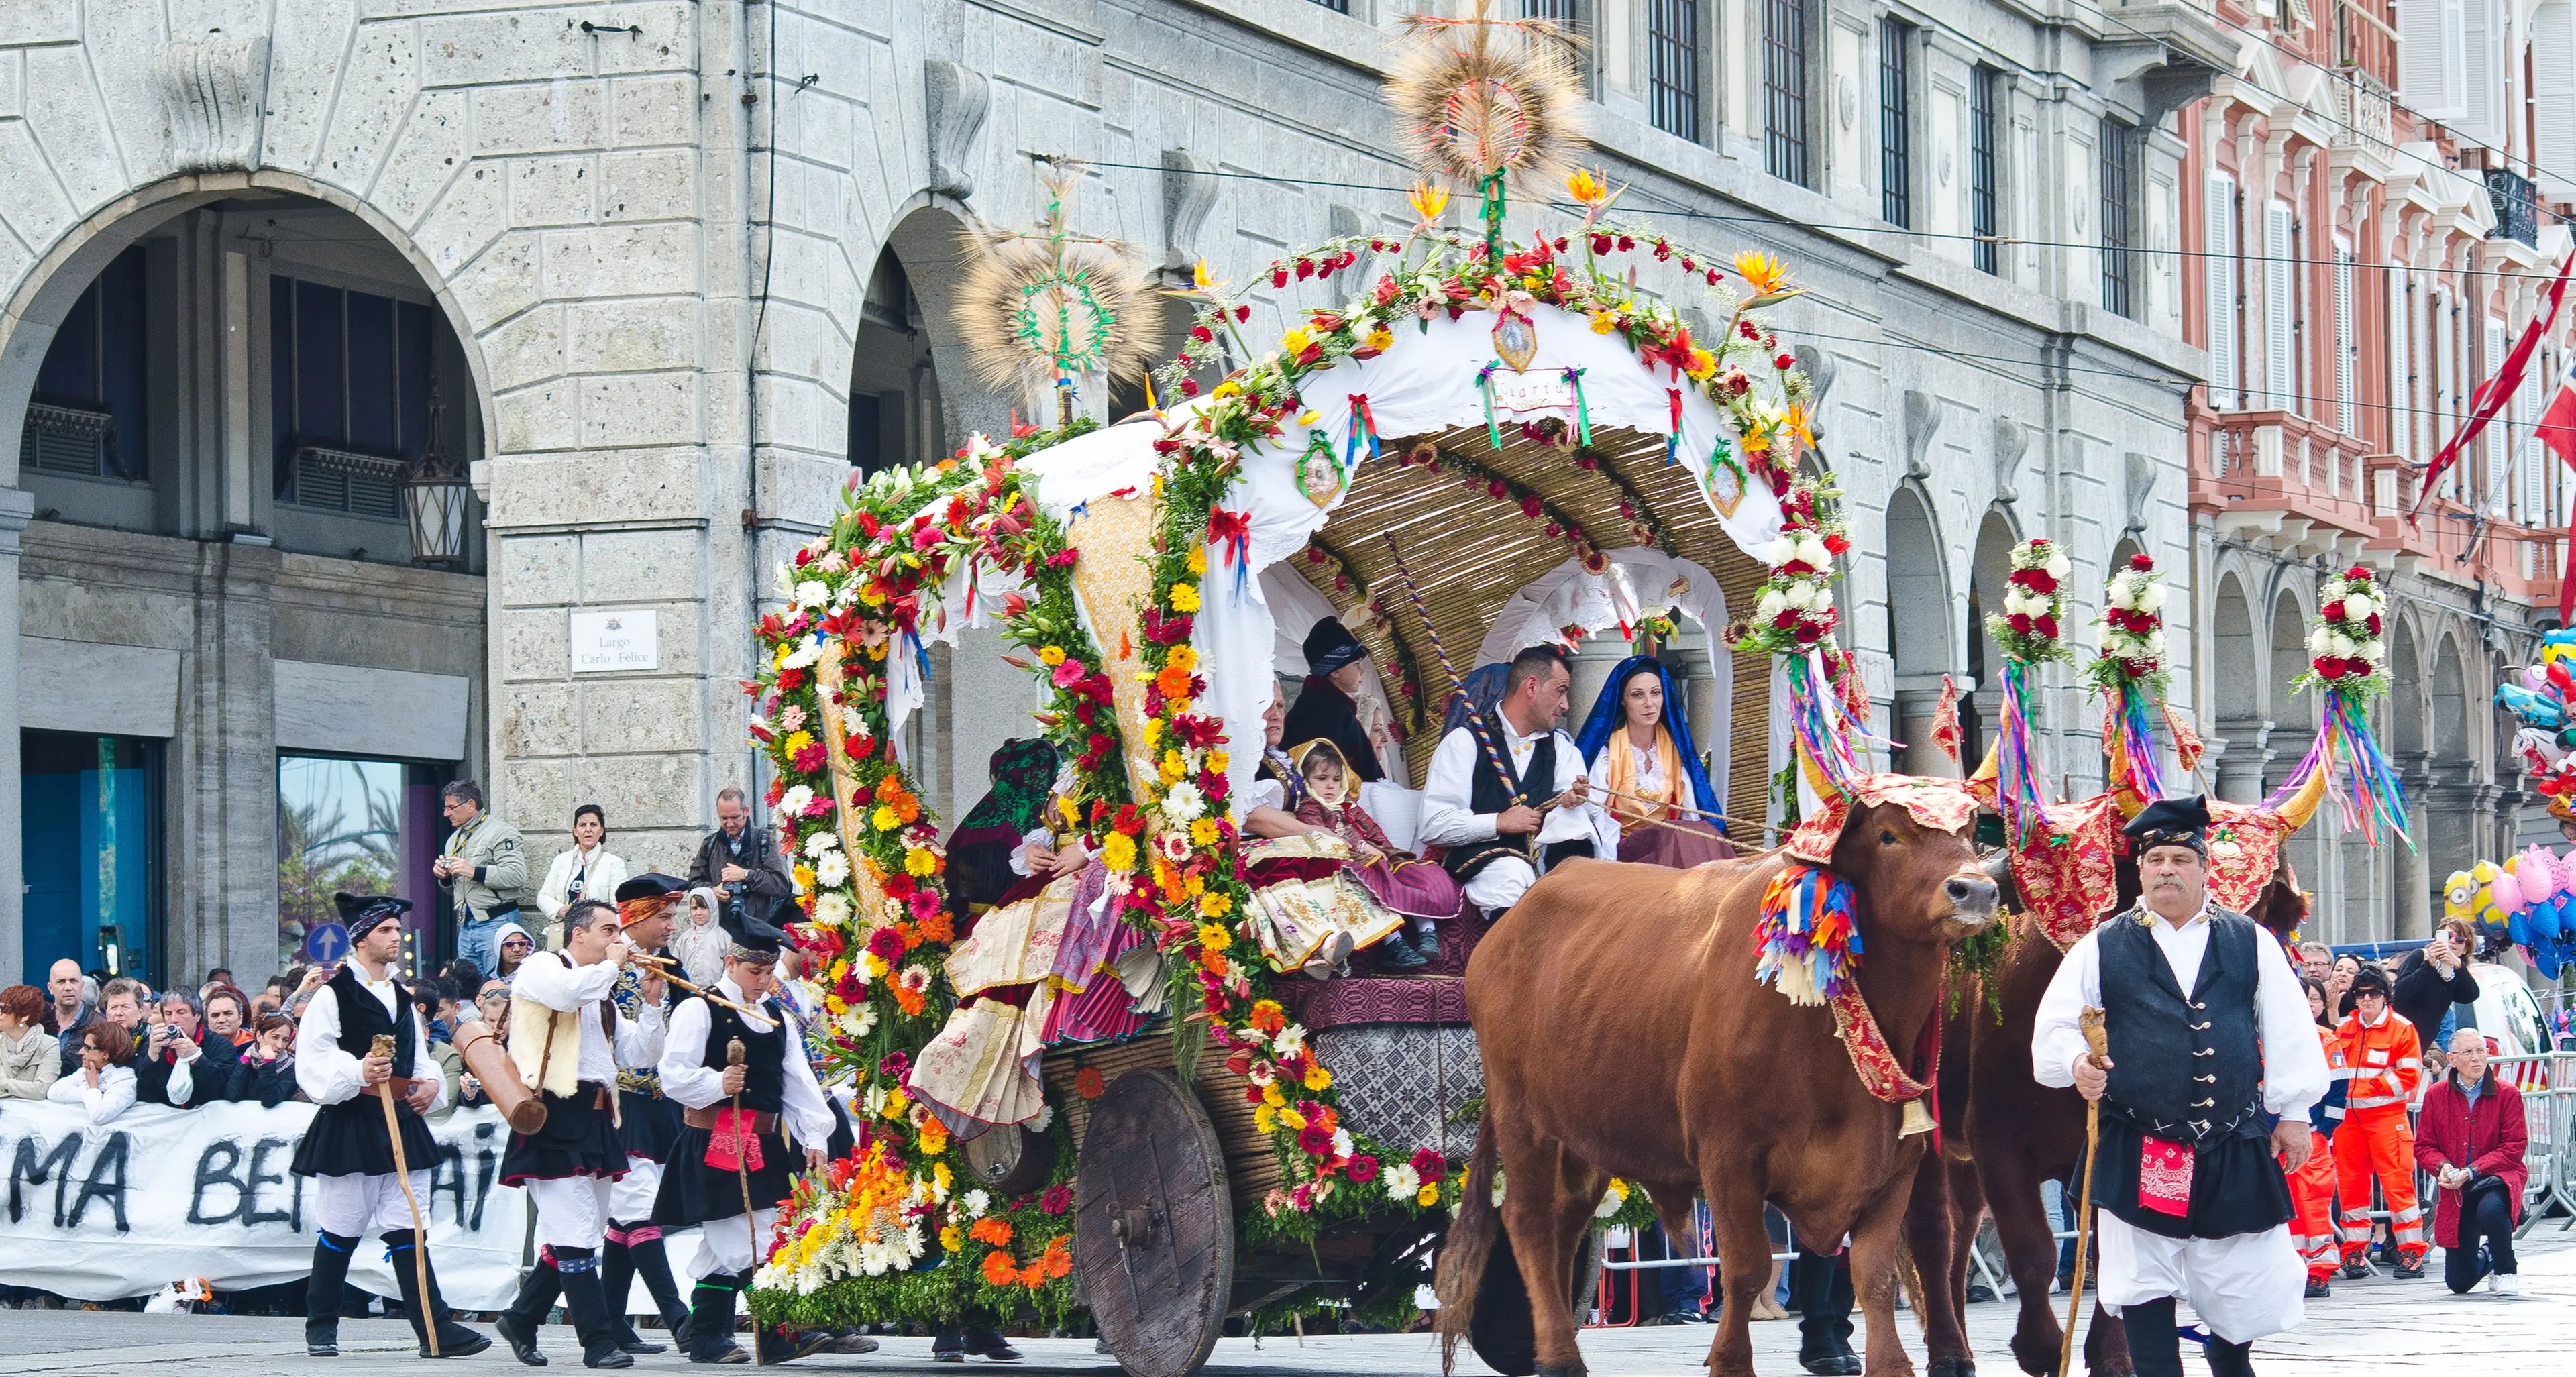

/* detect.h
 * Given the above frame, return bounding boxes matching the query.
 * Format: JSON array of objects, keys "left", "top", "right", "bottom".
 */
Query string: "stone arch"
[
  {"left": 2266, "top": 586, "right": 2312, "bottom": 735},
  {"left": 1882, "top": 484, "right": 1953, "bottom": 775},
  {"left": 2387, "top": 614, "right": 2424, "bottom": 757},
  {"left": 0, "top": 172, "right": 499, "bottom": 478},
  {"left": 2210, "top": 571, "right": 2259, "bottom": 722},
  {"left": 2430, "top": 632, "right": 2469, "bottom": 760},
  {"left": 1964, "top": 507, "right": 2021, "bottom": 765}
]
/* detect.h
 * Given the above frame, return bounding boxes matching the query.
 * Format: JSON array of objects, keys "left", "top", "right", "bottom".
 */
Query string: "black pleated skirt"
[
  {"left": 500, "top": 1086, "right": 629, "bottom": 1185},
  {"left": 2092, "top": 1116, "right": 2296, "bottom": 1240},
  {"left": 616, "top": 1089, "right": 684, "bottom": 1162},
  {"left": 651, "top": 1125, "right": 796, "bottom": 1226},
  {"left": 292, "top": 1096, "right": 441, "bottom": 1179}
]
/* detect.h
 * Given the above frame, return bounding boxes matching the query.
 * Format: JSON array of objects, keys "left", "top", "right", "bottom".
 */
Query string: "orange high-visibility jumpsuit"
[
  {"left": 2284, "top": 1023, "right": 2348, "bottom": 1282},
  {"left": 2334, "top": 1009, "right": 2426, "bottom": 1266}
]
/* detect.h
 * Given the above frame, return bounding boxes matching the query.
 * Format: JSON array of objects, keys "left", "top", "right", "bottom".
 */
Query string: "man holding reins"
[{"left": 2031, "top": 796, "right": 2328, "bottom": 1377}]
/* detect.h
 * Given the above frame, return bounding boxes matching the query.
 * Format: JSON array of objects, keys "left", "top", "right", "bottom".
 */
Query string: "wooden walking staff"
[
  {"left": 371, "top": 1033, "right": 440, "bottom": 1358},
  {"left": 2059, "top": 1007, "right": 2109, "bottom": 1377},
  {"left": 1380, "top": 533, "right": 1540, "bottom": 812},
  {"left": 726, "top": 1037, "right": 764, "bottom": 1366}
]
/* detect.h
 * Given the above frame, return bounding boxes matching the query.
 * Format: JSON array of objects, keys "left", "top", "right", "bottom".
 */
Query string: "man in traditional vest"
[
  {"left": 492, "top": 897, "right": 667, "bottom": 1368},
  {"left": 290, "top": 892, "right": 491, "bottom": 1360},
  {"left": 1417, "top": 643, "right": 1618, "bottom": 918},
  {"left": 2032, "top": 796, "right": 2328, "bottom": 1377},
  {"left": 652, "top": 903, "right": 836, "bottom": 1364},
  {"left": 598, "top": 873, "right": 698, "bottom": 1354}
]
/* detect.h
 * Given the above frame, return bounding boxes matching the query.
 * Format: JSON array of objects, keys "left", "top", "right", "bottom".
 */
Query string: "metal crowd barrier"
[{"left": 2489, "top": 1050, "right": 2576, "bottom": 1232}]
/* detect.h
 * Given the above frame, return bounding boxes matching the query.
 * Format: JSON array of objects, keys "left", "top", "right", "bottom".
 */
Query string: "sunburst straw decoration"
[
  {"left": 954, "top": 160, "right": 1157, "bottom": 425},
  {"left": 1387, "top": 0, "right": 1586, "bottom": 251}
]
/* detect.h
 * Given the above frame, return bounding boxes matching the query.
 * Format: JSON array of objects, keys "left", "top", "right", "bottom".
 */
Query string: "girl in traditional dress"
[
  {"left": 1291, "top": 739, "right": 1462, "bottom": 951},
  {"left": 1573, "top": 655, "right": 1734, "bottom": 868}
]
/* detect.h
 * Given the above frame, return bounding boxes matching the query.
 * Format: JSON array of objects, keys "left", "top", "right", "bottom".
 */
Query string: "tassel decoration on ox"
[{"left": 1754, "top": 862, "right": 1862, "bottom": 1006}]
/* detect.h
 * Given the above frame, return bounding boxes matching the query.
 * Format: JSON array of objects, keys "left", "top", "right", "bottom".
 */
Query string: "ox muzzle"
[{"left": 1936, "top": 867, "right": 2002, "bottom": 933}]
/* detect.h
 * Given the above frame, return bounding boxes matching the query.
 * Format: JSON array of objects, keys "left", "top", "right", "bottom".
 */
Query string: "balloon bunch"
[{"left": 2446, "top": 846, "right": 2576, "bottom": 978}]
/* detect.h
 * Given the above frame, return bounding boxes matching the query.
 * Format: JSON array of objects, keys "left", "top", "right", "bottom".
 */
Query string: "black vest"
[
  {"left": 703, "top": 996, "right": 788, "bottom": 1113},
  {"left": 2099, "top": 909, "right": 2266, "bottom": 1145},
  {"left": 328, "top": 964, "right": 419, "bottom": 1077},
  {"left": 1441, "top": 712, "right": 1553, "bottom": 883}
]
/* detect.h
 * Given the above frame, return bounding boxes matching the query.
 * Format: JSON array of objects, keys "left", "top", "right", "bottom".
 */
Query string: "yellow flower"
[
  {"left": 1254, "top": 1103, "right": 1278, "bottom": 1134},
  {"left": 1185, "top": 548, "right": 1208, "bottom": 575},
  {"left": 1364, "top": 327, "right": 1393, "bottom": 352},
  {"left": 1197, "top": 922, "right": 1231, "bottom": 952},
  {"left": 794, "top": 863, "right": 816, "bottom": 891},
  {"left": 1303, "top": 1062, "right": 1332, "bottom": 1091},
  {"left": 871, "top": 804, "right": 900, "bottom": 832},
  {"left": 1263, "top": 1083, "right": 1286, "bottom": 1109},
  {"left": 918, "top": 1118, "right": 950, "bottom": 1156},
  {"left": 1685, "top": 347, "right": 1717, "bottom": 380},
  {"left": 1212, "top": 380, "right": 1242, "bottom": 399},
  {"left": 1732, "top": 250, "right": 1796, "bottom": 298},
  {"left": 1189, "top": 818, "right": 1220, "bottom": 846},
  {"left": 1277, "top": 1105, "right": 1305, "bottom": 1131},
  {"left": 824, "top": 991, "right": 847, "bottom": 1016},
  {"left": 1161, "top": 749, "right": 1187, "bottom": 784},
  {"left": 1167, "top": 695, "right": 1191, "bottom": 717},
  {"left": 1169, "top": 583, "right": 1201, "bottom": 612},
  {"left": 1193, "top": 258, "right": 1219, "bottom": 292},
  {"left": 1589, "top": 312, "right": 1618, "bottom": 334},
  {"left": 1166, "top": 644, "right": 1197, "bottom": 673},
  {"left": 864, "top": 953, "right": 888, "bottom": 979},
  {"left": 883, "top": 1088, "right": 910, "bottom": 1121},
  {"left": 1416, "top": 1182, "right": 1441, "bottom": 1207},
  {"left": 1566, "top": 168, "right": 1609, "bottom": 207},
  {"left": 1281, "top": 327, "right": 1313, "bottom": 356},
  {"left": 1056, "top": 795, "right": 1080, "bottom": 828},
  {"left": 1037, "top": 645, "right": 1066, "bottom": 666},
  {"left": 1197, "top": 891, "right": 1232, "bottom": 918},
  {"left": 1606, "top": 1177, "right": 1630, "bottom": 1203},
  {"left": 904, "top": 847, "right": 937, "bottom": 877},
  {"left": 858, "top": 584, "right": 888, "bottom": 608},
  {"left": 1782, "top": 402, "right": 1817, "bottom": 452},
  {"left": 1100, "top": 832, "right": 1138, "bottom": 871},
  {"left": 1409, "top": 180, "right": 1450, "bottom": 224},
  {"left": 941, "top": 1225, "right": 964, "bottom": 1252},
  {"left": 1295, "top": 410, "right": 1321, "bottom": 427},
  {"left": 1206, "top": 748, "right": 1229, "bottom": 776},
  {"left": 1183, "top": 873, "right": 1205, "bottom": 897},
  {"left": 1142, "top": 718, "right": 1163, "bottom": 745},
  {"left": 782, "top": 731, "right": 814, "bottom": 757}
]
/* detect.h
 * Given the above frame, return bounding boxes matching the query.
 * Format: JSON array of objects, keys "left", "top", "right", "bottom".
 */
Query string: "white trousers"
[
  {"left": 609, "top": 1156, "right": 663, "bottom": 1221},
  {"left": 1464, "top": 857, "right": 1536, "bottom": 915},
  {"left": 311, "top": 1172, "right": 433, "bottom": 1239},
  {"left": 686, "top": 1205, "right": 778, "bottom": 1278},
  {"left": 2097, "top": 1213, "right": 2306, "bottom": 1343},
  {"left": 527, "top": 1175, "right": 618, "bottom": 1252}
]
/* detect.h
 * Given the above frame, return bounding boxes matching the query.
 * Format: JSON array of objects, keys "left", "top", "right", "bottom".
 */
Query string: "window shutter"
[
  {"left": 2333, "top": 242, "right": 2357, "bottom": 435},
  {"left": 2398, "top": 0, "right": 2463, "bottom": 117},
  {"left": 2205, "top": 173, "right": 2238, "bottom": 408},
  {"left": 2387, "top": 271, "right": 2410, "bottom": 459},
  {"left": 2538, "top": 0, "right": 2576, "bottom": 197},
  {"left": 2487, "top": 317, "right": 2510, "bottom": 512},
  {"left": 2460, "top": 0, "right": 2501, "bottom": 149},
  {"left": 2264, "top": 203, "right": 2296, "bottom": 410}
]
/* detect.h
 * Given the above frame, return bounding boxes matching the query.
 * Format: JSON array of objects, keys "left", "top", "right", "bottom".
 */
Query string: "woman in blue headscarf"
[{"left": 1574, "top": 657, "right": 1733, "bottom": 868}]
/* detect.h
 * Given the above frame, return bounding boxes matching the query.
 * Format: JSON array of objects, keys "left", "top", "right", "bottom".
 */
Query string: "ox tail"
[{"left": 1431, "top": 1107, "right": 1501, "bottom": 1377}]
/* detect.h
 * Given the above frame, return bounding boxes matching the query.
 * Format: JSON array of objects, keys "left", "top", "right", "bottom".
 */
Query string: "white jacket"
[{"left": 537, "top": 845, "right": 631, "bottom": 926}]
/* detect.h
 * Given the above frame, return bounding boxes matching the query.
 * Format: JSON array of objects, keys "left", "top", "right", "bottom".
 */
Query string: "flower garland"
[
  {"left": 1722, "top": 475, "right": 1847, "bottom": 657},
  {"left": 1397, "top": 441, "right": 1660, "bottom": 558},
  {"left": 2296, "top": 565, "right": 2390, "bottom": 699},
  {"left": 1986, "top": 537, "right": 2073, "bottom": 666},
  {"left": 2086, "top": 553, "right": 2172, "bottom": 801}
]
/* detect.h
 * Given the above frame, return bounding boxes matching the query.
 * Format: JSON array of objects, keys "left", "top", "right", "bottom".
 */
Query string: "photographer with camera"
[{"left": 685, "top": 787, "right": 793, "bottom": 928}]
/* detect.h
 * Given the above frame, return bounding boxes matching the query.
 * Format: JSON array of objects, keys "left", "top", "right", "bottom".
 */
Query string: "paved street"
[{"left": 4, "top": 1229, "right": 2570, "bottom": 1374}]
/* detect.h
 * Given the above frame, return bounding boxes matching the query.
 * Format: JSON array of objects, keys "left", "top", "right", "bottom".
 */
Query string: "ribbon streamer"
[
  {"left": 2101, "top": 679, "right": 2168, "bottom": 802},
  {"left": 1208, "top": 506, "right": 1252, "bottom": 602},
  {"left": 2265, "top": 691, "right": 2413, "bottom": 846},
  {"left": 1561, "top": 368, "right": 1592, "bottom": 446},
  {"left": 1666, "top": 386, "right": 1684, "bottom": 463},
  {"left": 1345, "top": 393, "right": 1381, "bottom": 469},
  {"left": 1995, "top": 659, "right": 2049, "bottom": 846},
  {"left": 1477, "top": 362, "right": 1505, "bottom": 449}
]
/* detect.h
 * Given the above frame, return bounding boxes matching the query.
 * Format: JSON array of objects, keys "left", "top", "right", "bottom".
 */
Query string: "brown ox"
[
  {"left": 1436, "top": 800, "right": 2000, "bottom": 1377},
  {"left": 1904, "top": 858, "right": 2308, "bottom": 1377}
]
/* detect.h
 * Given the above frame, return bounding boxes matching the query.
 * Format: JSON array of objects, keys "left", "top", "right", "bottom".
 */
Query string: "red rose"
[
  {"left": 2008, "top": 613, "right": 2034, "bottom": 634},
  {"left": 1773, "top": 610, "right": 1800, "bottom": 630},
  {"left": 1487, "top": 479, "right": 1509, "bottom": 499},
  {"left": 2367, "top": 613, "right": 2382, "bottom": 635},
  {"left": 1823, "top": 533, "right": 1851, "bottom": 555},
  {"left": 2345, "top": 565, "right": 2370, "bottom": 580},
  {"left": 2015, "top": 568, "right": 2058, "bottom": 594},
  {"left": 1774, "top": 353, "right": 1795, "bottom": 370},
  {"left": 2127, "top": 553, "right": 2155, "bottom": 571},
  {"left": 2314, "top": 656, "right": 2347, "bottom": 679},
  {"left": 2034, "top": 615, "right": 2059, "bottom": 639},
  {"left": 2321, "top": 600, "right": 2345, "bottom": 622},
  {"left": 1179, "top": 378, "right": 1200, "bottom": 398},
  {"left": 1520, "top": 496, "right": 1544, "bottom": 519}
]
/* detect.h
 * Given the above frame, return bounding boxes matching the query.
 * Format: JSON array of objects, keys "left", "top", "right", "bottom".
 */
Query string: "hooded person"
[
  {"left": 1281, "top": 617, "right": 1388, "bottom": 785},
  {"left": 649, "top": 901, "right": 835, "bottom": 1364},
  {"left": 2031, "top": 796, "right": 2328, "bottom": 1377},
  {"left": 491, "top": 920, "right": 539, "bottom": 979},
  {"left": 943, "top": 738, "right": 1061, "bottom": 917},
  {"left": 289, "top": 893, "right": 490, "bottom": 1360},
  {"left": 1572, "top": 655, "right": 1735, "bottom": 869}
]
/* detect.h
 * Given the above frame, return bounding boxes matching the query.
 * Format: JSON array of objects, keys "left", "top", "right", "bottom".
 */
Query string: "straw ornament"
[
  {"left": 1385, "top": 0, "right": 1586, "bottom": 196},
  {"left": 953, "top": 161, "right": 1157, "bottom": 418}
]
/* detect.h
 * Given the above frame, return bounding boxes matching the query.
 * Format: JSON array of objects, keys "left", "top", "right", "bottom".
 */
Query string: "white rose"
[
  {"left": 2326, "top": 633, "right": 2357, "bottom": 660},
  {"left": 2105, "top": 573, "right": 2137, "bottom": 608},
  {"left": 2044, "top": 552, "right": 2072, "bottom": 581},
  {"left": 2145, "top": 630, "right": 2167, "bottom": 655},
  {"left": 2343, "top": 592, "right": 2376, "bottom": 620},
  {"left": 2364, "top": 637, "right": 2387, "bottom": 663},
  {"left": 2307, "top": 628, "right": 2331, "bottom": 657},
  {"left": 2004, "top": 588, "right": 2032, "bottom": 618},
  {"left": 1756, "top": 590, "right": 1789, "bottom": 622},
  {"left": 1780, "top": 582, "right": 1813, "bottom": 612},
  {"left": 1765, "top": 535, "right": 1799, "bottom": 565},
  {"left": 1794, "top": 535, "right": 1831, "bottom": 568},
  {"left": 2139, "top": 584, "right": 2167, "bottom": 613},
  {"left": 796, "top": 579, "right": 829, "bottom": 609}
]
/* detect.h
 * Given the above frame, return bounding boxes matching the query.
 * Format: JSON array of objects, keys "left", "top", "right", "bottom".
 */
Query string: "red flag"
[
  {"left": 2412, "top": 251, "right": 2575, "bottom": 523},
  {"left": 2542, "top": 351, "right": 2576, "bottom": 472}
]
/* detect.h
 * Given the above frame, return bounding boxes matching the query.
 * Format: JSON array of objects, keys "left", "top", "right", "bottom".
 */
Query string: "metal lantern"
[{"left": 404, "top": 376, "right": 471, "bottom": 565}]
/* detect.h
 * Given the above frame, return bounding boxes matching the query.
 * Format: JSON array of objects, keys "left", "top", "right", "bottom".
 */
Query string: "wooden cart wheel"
[
  {"left": 1468, "top": 1227, "right": 1605, "bottom": 1377},
  {"left": 961, "top": 1122, "right": 1051, "bottom": 1197},
  {"left": 1075, "top": 1068, "right": 1234, "bottom": 1377}
]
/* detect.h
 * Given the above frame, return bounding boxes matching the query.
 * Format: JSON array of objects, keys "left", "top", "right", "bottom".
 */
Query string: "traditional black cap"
[
  {"left": 1302, "top": 617, "right": 1368, "bottom": 675},
  {"left": 614, "top": 872, "right": 689, "bottom": 905},
  {"left": 2122, "top": 795, "right": 2211, "bottom": 857},
  {"left": 333, "top": 892, "right": 413, "bottom": 942},
  {"left": 720, "top": 898, "right": 791, "bottom": 964}
]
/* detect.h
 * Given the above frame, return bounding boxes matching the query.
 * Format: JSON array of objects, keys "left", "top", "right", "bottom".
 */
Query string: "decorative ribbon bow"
[{"left": 1208, "top": 507, "right": 1252, "bottom": 600}]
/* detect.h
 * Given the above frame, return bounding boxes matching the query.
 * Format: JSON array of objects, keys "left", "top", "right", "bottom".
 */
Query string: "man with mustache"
[{"left": 2032, "top": 796, "right": 2328, "bottom": 1377}]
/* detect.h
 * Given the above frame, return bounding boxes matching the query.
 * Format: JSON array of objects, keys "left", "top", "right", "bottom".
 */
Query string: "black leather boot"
[
  {"left": 684, "top": 1272, "right": 746, "bottom": 1364},
  {"left": 382, "top": 1229, "right": 493, "bottom": 1358},
  {"left": 496, "top": 1258, "right": 561, "bottom": 1366},
  {"left": 962, "top": 1325, "right": 1023, "bottom": 1361},
  {"left": 305, "top": 1231, "right": 360, "bottom": 1356},
  {"left": 554, "top": 1248, "right": 635, "bottom": 1370},
  {"left": 629, "top": 1230, "right": 692, "bottom": 1336},
  {"left": 2120, "top": 1297, "right": 2182, "bottom": 1377},
  {"left": 2206, "top": 1337, "right": 2258, "bottom": 1377}
]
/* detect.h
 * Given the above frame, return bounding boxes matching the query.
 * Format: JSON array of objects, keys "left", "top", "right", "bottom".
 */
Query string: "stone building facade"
[
  {"left": 1, "top": 0, "right": 2235, "bottom": 983},
  {"left": 2178, "top": 0, "right": 2576, "bottom": 944}
]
